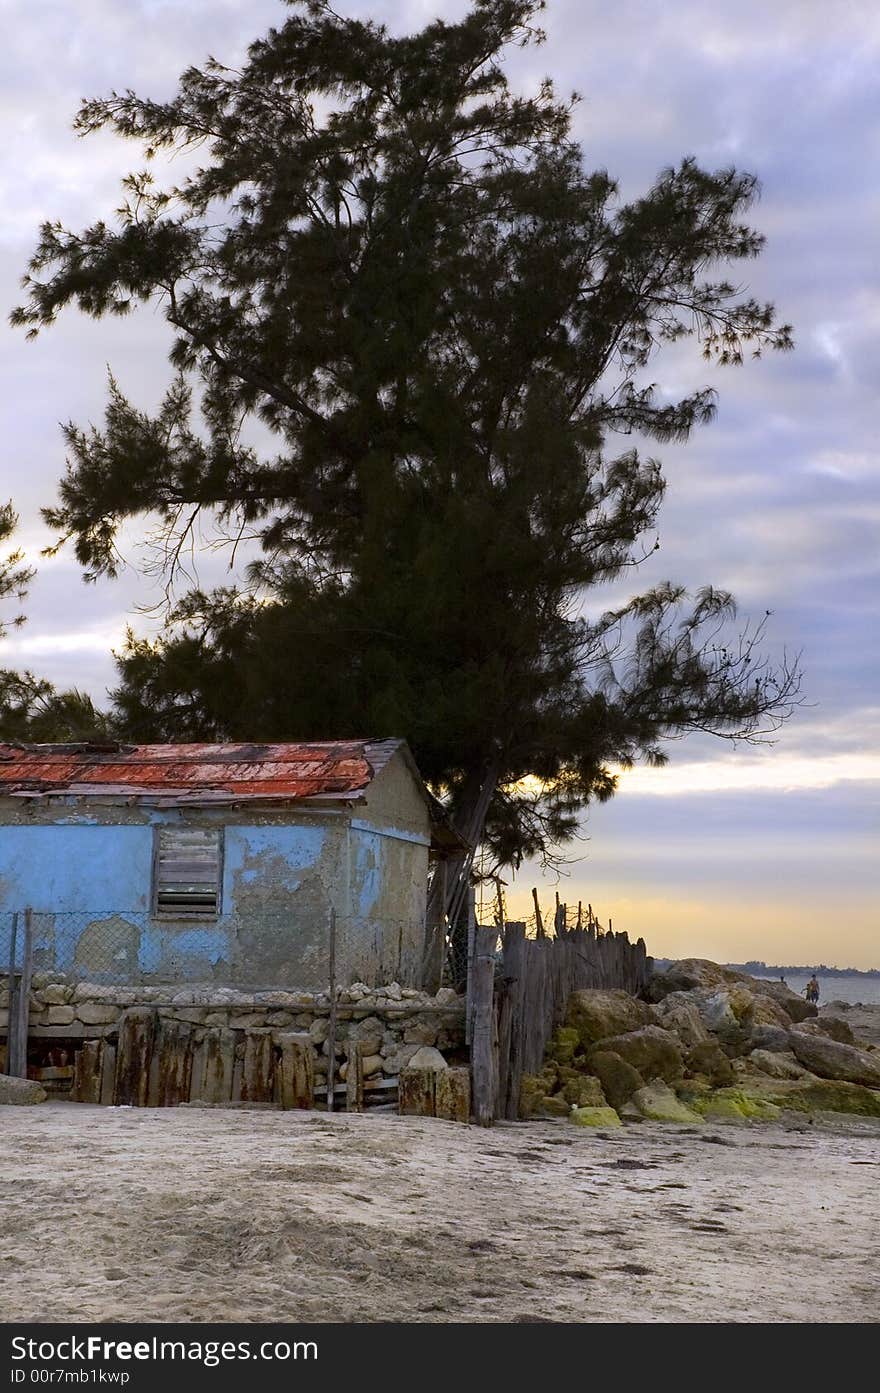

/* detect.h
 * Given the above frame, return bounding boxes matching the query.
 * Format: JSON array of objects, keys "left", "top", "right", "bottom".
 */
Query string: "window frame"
[{"left": 151, "top": 824, "right": 224, "bottom": 921}]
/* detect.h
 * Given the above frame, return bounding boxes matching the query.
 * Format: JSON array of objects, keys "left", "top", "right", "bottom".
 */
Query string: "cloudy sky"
[{"left": 1, "top": 0, "right": 877, "bottom": 967}]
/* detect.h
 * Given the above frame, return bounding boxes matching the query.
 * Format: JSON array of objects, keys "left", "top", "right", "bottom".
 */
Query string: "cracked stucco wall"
[{"left": 0, "top": 750, "right": 433, "bottom": 988}]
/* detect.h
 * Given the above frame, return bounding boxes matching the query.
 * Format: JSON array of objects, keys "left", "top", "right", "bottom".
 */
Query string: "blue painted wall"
[
  {"left": 0, "top": 824, "right": 153, "bottom": 913},
  {"left": 0, "top": 813, "right": 426, "bottom": 986}
]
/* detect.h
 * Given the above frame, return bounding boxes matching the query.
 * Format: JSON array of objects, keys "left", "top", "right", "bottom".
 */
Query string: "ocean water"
[{"left": 756, "top": 974, "right": 880, "bottom": 1007}]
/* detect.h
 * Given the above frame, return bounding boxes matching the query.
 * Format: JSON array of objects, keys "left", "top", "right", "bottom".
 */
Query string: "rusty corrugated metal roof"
[{"left": 0, "top": 739, "right": 402, "bottom": 804}]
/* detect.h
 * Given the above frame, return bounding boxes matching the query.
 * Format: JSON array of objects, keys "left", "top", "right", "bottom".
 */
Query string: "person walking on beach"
[{"left": 805, "top": 974, "right": 820, "bottom": 1004}]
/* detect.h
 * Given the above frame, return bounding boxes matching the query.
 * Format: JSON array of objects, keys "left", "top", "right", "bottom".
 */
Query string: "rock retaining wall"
[{"left": 0, "top": 973, "right": 466, "bottom": 1109}]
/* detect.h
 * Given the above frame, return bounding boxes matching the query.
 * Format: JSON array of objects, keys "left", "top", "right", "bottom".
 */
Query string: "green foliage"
[
  {"left": 13, "top": 1, "right": 800, "bottom": 869},
  {"left": 0, "top": 501, "right": 33, "bottom": 641},
  {"left": 0, "top": 502, "right": 113, "bottom": 743}
]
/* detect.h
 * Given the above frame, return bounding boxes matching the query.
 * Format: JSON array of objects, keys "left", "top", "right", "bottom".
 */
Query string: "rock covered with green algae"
[
  {"left": 689, "top": 1088, "right": 781, "bottom": 1122},
  {"left": 560, "top": 1073, "right": 606, "bottom": 1108},
  {"left": 569, "top": 1104, "right": 622, "bottom": 1128},
  {"left": 765, "top": 1078, "right": 880, "bottom": 1117},
  {"left": 565, "top": 989, "right": 655, "bottom": 1048},
  {"left": 588, "top": 1050, "right": 645, "bottom": 1109},
  {"left": 685, "top": 1040, "right": 735, "bottom": 1086},
  {"left": 630, "top": 1081, "right": 703, "bottom": 1124},
  {"left": 592, "top": 1025, "right": 684, "bottom": 1084},
  {"left": 519, "top": 1069, "right": 559, "bottom": 1117},
  {"left": 545, "top": 1026, "right": 580, "bottom": 1066},
  {"left": 538, "top": 1093, "right": 571, "bottom": 1118}
]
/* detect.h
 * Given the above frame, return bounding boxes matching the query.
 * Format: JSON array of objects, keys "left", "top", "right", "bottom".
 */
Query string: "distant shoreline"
[
  {"left": 651, "top": 958, "right": 880, "bottom": 978},
  {"left": 724, "top": 962, "right": 880, "bottom": 978}
]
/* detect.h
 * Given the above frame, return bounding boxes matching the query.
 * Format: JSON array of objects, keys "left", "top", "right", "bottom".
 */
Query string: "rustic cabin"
[{"left": 0, "top": 738, "right": 456, "bottom": 989}]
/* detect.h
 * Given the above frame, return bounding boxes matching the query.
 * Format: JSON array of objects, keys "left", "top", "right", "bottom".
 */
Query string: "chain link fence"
[{"left": 0, "top": 907, "right": 435, "bottom": 992}]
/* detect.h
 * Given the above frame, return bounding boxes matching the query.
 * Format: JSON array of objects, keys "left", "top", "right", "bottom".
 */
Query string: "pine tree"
[{"left": 13, "top": 1, "right": 800, "bottom": 902}]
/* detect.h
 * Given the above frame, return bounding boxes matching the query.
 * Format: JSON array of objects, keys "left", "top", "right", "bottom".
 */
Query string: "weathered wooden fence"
[{"left": 470, "top": 919, "right": 651, "bottom": 1124}]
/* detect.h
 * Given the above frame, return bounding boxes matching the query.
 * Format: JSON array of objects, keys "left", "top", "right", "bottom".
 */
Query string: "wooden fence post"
[
  {"left": 497, "top": 922, "right": 526, "bottom": 1120},
  {"left": 326, "top": 907, "right": 338, "bottom": 1112},
  {"left": 9, "top": 909, "right": 33, "bottom": 1080},
  {"left": 5, "top": 910, "right": 18, "bottom": 1077},
  {"left": 465, "top": 895, "right": 477, "bottom": 1047},
  {"left": 470, "top": 925, "right": 499, "bottom": 1126}
]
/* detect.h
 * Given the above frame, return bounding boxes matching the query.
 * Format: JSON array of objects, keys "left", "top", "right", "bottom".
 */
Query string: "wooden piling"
[
  {"left": 470, "top": 924, "right": 499, "bottom": 1126},
  {"left": 326, "top": 907, "right": 338, "bottom": 1112},
  {"left": 276, "top": 1033, "right": 314, "bottom": 1110},
  {"left": 72, "top": 1040, "right": 103, "bottom": 1104},
  {"left": 346, "top": 1040, "right": 365, "bottom": 1113},
  {"left": 398, "top": 1066, "right": 436, "bottom": 1117},
  {"left": 114, "top": 1008, "right": 157, "bottom": 1107},
  {"left": 435, "top": 1067, "right": 470, "bottom": 1123}
]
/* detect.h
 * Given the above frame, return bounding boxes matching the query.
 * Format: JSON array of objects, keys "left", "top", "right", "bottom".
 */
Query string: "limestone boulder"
[
  {"left": 44, "top": 1005, "right": 76, "bottom": 1026},
  {"left": 690, "top": 1088, "right": 781, "bottom": 1123},
  {"left": 76, "top": 1003, "right": 120, "bottom": 1026},
  {"left": 646, "top": 958, "right": 744, "bottom": 1001},
  {"left": 789, "top": 1033, "right": 880, "bottom": 1087},
  {"left": 792, "top": 1017, "right": 855, "bottom": 1046},
  {"left": 630, "top": 1081, "right": 702, "bottom": 1124},
  {"left": 407, "top": 1045, "right": 448, "bottom": 1071},
  {"left": 569, "top": 1105, "right": 621, "bottom": 1128},
  {"left": 36, "top": 983, "right": 72, "bottom": 1005},
  {"left": 566, "top": 989, "right": 655, "bottom": 1048},
  {"left": 747, "top": 978, "right": 814, "bottom": 1023},
  {"left": 0, "top": 1073, "right": 47, "bottom": 1105},
  {"left": 560, "top": 1074, "right": 606, "bottom": 1108},
  {"left": 685, "top": 1041, "right": 735, "bottom": 1086},
  {"left": 747, "top": 1049, "right": 809, "bottom": 1080},
  {"left": 588, "top": 1050, "right": 645, "bottom": 1110},
  {"left": 539, "top": 1094, "right": 571, "bottom": 1118},
  {"left": 694, "top": 989, "right": 750, "bottom": 1045},
  {"left": 652, "top": 992, "right": 710, "bottom": 1048},
  {"left": 545, "top": 1026, "right": 580, "bottom": 1066},
  {"left": 749, "top": 994, "right": 794, "bottom": 1029},
  {"left": 748, "top": 1024, "right": 792, "bottom": 1054},
  {"left": 593, "top": 1025, "right": 684, "bottom": 1084},
  {"left": 776, "top": 1078, "right": 880, "bottom": 1117}
]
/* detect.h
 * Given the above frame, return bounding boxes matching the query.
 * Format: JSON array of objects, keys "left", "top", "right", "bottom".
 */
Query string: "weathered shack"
[{"left": 0, "top": 738, "right": 454, "bottom": 988}]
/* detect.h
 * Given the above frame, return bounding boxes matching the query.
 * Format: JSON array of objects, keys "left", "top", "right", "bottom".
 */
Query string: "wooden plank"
[
  {"left": 195, "top": 1028, "right": 236, "bottom": 1104},
  {"left": 346, "top": 1040, "right": 365, "bottom": 1113},
  {"left": 398, "top": 1067, "right": 435, "bottom": 1117},
  {"left": 147, "top": 1018, "right": 194, "bottom": 1107},
  {"left": 498, "top": 922, "right": 526, "bottom": 1120},
  {"left": 241, "top": 1030, "right": 274, "bottom": 1103},
  {"left": 72, "top": 1040, "right": 103, "bottom": 1103},
  {"left": 276, "top": 1034, "right": 314, "bottom": 1110},
  {"left": 435, "top": 1067, "right": 470, "bottom": 1123},
  {"left": 114, "top": 1008, "right": 157, "bottom": 1107},
  {"left": 100, "top": 1042, "right": 117, "bottom": 1107},
  {"left": 465, "top": 905, "right": 477, "bottom": 1046},
  {"left": 470, "top": 924, "right": 498, "bottom": 1126}
]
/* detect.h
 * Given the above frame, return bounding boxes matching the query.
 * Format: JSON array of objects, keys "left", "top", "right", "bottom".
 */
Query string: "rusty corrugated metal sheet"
[{"left": 0, "top": 740, "right": 392, "bottom": 803}]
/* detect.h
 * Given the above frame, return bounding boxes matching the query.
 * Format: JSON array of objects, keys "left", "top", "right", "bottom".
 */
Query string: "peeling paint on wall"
[{"left": 0, "top": 747, "right": 433, "bottom": 987}]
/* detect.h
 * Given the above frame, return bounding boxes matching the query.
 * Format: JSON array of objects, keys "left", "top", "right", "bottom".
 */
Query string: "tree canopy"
[
  {"left": 0, "top": 502, "right": 111, "bottom": 742},
  {"left": 13, "top": 0, "right": 799, "bottom": 895}
]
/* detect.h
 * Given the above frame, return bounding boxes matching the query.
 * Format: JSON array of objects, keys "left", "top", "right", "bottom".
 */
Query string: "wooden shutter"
[{"left": 154, "top": 827, "right": 222, "bottom": 916}]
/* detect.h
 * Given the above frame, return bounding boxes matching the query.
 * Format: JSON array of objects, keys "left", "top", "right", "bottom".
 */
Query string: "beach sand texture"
[{"left": 1, "top": 1098, "right": 878, "bottom": 1324}]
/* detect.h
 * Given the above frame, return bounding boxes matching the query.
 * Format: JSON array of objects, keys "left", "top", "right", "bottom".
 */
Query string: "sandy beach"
[{"left": 1, "top": 1099, "right": 877, "bottom": 1324}]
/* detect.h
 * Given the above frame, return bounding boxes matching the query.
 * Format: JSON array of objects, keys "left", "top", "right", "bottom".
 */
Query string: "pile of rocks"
[{"left": 521, "top": 958, "right": 880, "bottom": 1127}]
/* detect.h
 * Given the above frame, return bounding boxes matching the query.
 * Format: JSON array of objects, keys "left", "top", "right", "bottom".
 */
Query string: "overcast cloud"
[{"left": 1, "top": 1, "right": 877, "bottom": 965}]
